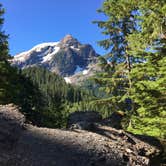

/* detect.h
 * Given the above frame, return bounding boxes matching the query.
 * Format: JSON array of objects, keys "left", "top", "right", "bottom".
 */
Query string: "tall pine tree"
[
  {"left": 94, "top": 0, "right": 166, "bottom": 138},
  {"left": 126, "top": 0, "right": 166, "bottom": 138},
  {"left": 0, "top": 4, "right": 18, "bottom": 104},
  {"left": 93, "top": 0, "right": 138, "bottom": 114}
]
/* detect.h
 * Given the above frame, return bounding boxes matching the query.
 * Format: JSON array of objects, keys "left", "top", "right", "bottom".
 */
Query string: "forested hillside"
[{"left": 20, "top": 67, "right": 94, "bottom": 127}]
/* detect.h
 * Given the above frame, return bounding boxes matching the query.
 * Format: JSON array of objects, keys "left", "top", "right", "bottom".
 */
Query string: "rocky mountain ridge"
[
  {"left": 11, "top": 35, "right": 100, "bottom": 79},
  {"left": 0, "top": 104, "right": 162, "bottom": 166}
]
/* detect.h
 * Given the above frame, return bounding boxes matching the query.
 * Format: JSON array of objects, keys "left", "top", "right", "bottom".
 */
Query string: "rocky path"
[{"left": 0, "top": 104, "right": 162, "bottom": 166}]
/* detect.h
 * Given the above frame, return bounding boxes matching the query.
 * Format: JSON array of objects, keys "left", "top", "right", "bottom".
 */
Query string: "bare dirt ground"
[{"left": 0, "top": 104, "right": 162, "bottom": 166}]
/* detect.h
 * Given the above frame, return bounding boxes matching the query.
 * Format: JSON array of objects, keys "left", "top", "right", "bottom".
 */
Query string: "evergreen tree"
[
  {"left": 93, "top": 0, "right": 138, "bottom": 113},
  {"left": 0, "top": 4, "right": 19, "bottom": 104},
  {"left": 0, "top": 3, "right": 9, "bottom": 102},
  {"left": 94, "top": 0, "right": 166, "bottom": 138},
  {"left": 126, "top": 0, "right": 166, "bottom": 138},
  {"left": 0, "top": 4, "right": 48, "bottom": 127},
  {"left": 0, "top": 4, "right": 8, "bottom": 61}
]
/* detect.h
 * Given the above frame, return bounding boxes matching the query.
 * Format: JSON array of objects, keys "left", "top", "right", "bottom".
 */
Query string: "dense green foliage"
[
  {"left": 0, "top": 4, "right": 21, "bottom": 104},
  {"left": 94, "top": 0, "right": 166, "bottom": 138},
  {"left": 21, "top": 67, "right": 95, "bottom": 128},
  {"left": 0, "top": 5, "right": 49, "bottom": 126},
  {"left": 22, "top": 67, "right": 84, "bottom": 103},
  {"left": 21, "top": 66, "right": 117, "bottom": 126}
]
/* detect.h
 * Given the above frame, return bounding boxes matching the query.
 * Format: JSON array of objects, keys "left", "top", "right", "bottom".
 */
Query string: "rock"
[
  {"left": 69, "top": 121, "right": 96, "bottom": 131},
  {"left": 67, "top": 111, "right": 125, "bottom": 130},
  {"left": 0, "top": 104, "right": 25, "bottom": 165},
  {"left": 102, "top": 111, "right": 125, "bottom": 129},
  {"left": 67, "top": 111, "right": 102, "bottom": 129},
  {"left": 0, "top": 104, "right": 25, "bottom": 148},
  {"left": 0, "top": 104, "right": 163, "bottom": 166}
]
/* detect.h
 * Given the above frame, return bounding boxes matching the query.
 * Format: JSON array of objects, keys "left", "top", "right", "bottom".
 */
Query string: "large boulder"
[
  {"left": 67, "top": 111, "right": 102, "bottom": 130},
  {"left": 102, "top": 111, "right": 125, "bottom": 129},
  {"left": 67, "top": 111, "right": 125, "bottom": 130}
]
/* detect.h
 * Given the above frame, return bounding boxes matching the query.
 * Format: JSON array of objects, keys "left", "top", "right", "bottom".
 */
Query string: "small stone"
[{"left": 125, "top": 148, "right": 133, "bottom": 153}]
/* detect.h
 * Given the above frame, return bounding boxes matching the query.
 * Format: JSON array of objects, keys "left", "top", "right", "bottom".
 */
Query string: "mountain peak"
[
  {"left": 12, "top": 35, "right": 99, "bottom": 78},
  {"left": 61, "top": 34, "right": 79, "bottom": 45},
  {"left": 63, "top": 34, "right": 74, "bottom": 40}
]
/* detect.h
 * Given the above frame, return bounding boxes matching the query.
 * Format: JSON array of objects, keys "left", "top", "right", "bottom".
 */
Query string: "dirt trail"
[{"left": 0, "top": 104, "right": 162, "bottom": 166}]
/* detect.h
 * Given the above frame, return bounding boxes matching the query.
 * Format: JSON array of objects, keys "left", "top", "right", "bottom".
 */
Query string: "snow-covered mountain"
[
  {"left": 13, "top": 42, "right": 60, "bottom": 64},
  {"left": 12, "top": 35, "right": 101, "bottom": 83}
]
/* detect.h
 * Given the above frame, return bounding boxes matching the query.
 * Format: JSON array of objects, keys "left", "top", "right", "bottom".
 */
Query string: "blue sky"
[{"left": 1, "top": 0, "right": 107, "bottom": 56}]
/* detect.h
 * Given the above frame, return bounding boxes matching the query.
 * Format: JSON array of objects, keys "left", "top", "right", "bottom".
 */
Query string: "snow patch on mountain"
[
  {"left": 70, "top": 46, "right": 80, "bottom": 51},
  {"left": 13, "top": 53, "right": 30, "bottom": 62},
  {"left": 64, "top": 77, "right": 72, "bottom": 84},
  {"left": 42, "top": 46, "right": 60, "bottom": 63},
  {"left": 13, "top": 42, "right": 60, "bottom": 63},
  {"left": 32, "top": 42, "right": 60, "bottom": 52},
  {"left": 83, "top": 69, "right": 89, "bottom": 75}
]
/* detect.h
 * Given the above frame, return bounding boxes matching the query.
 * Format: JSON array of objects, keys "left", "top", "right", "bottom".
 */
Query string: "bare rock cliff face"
[
  {"left": 11, "top": 35, "right": 99, "bottom": 77},
  {"left": 0, "top": 104, "right": 162, "bottom": 166}
]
